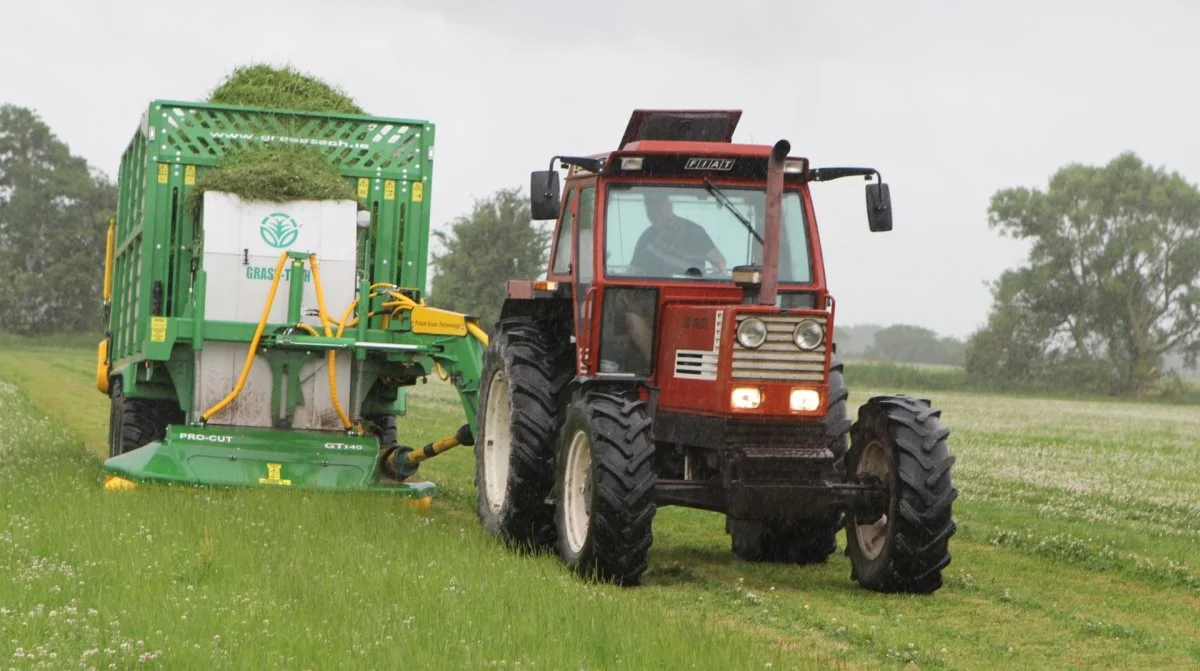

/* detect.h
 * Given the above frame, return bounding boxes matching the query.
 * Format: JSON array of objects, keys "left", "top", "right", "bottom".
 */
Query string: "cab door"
[
  {"left": 546, "top": 187, "right": 577, "bottom": 282},
  {"left": 574, "top": 184, "right": 597, "bottom": 361}
]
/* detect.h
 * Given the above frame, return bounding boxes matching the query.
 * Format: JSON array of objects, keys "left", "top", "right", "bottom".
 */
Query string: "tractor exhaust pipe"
[{"left": 759, "top": 139, "right": 790, "bottom": 306}]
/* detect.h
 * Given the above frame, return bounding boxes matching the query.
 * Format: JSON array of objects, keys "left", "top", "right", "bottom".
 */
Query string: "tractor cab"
[{"left": 520, "top": 110, "right": 891, "bottom": 399}]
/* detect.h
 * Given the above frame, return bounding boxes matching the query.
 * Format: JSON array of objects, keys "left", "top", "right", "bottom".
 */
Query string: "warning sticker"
[
  {"left": 258, "top": 463, "right": 292, "bottom": 486},
  {"left": 150, "top": 317, "right": 168, "bottom": 342}
]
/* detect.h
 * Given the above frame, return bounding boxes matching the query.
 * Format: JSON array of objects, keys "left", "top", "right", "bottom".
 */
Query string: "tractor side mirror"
[
  {"left": 530, "top": 170, "right": 561, "bottom": 220},
  {"left": 866, "top": 182, "right": 892, "bottom": 232}
]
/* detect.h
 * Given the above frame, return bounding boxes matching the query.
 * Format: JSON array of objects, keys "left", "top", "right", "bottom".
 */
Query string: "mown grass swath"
[
  {"left": 189, "top": 64, "right": 365, "bottom": 214},
  {"left": 187, "top": 146, "right": 359, "bottom": 216},
  {"left": 207, "top": 64, "right": 365, "bottom": 115},
  {"left": 2, "top": 345, "right": 1199, "bottom": 669}
]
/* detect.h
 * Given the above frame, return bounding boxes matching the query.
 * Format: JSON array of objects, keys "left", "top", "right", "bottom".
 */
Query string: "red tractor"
[{"left": 474, "top": 110, "right": 956, "bottom": 593}]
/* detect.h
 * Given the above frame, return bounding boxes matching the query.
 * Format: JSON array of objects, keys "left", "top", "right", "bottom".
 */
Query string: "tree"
[
  {"left": 428, "top": 187, "right": 551, "bottom": 332},
  {"left": 0, "top": 105, "right": 117, "bottom": 335},
  {"left": 966, "top": 152, "right": 1200, "bottom": 394},
  {"left": 863, "top": 324, "right": 966, "bottom": 366},
  {"left": 833, "top": 323, "right": 882, "bottom": 358}
]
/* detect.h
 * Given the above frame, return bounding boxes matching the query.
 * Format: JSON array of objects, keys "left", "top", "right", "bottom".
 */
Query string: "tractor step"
[{"left": 102, "top": 424, "right": 435, "bottom": 499}]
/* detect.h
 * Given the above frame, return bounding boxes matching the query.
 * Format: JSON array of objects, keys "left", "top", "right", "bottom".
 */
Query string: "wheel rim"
[
  {"left": 563, "top": 429, "right": 593, "bottom": 554},
  {"left": 482, "top": 370, "right": 513, "bottom": 515},
  {"left": 855, "top": 438, "right": 891, "bottom": 560}
]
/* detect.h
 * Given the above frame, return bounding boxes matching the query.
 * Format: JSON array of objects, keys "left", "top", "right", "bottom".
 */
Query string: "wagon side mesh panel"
[{"left": 155, "top": 105, "right": 424, "bottom": 175}]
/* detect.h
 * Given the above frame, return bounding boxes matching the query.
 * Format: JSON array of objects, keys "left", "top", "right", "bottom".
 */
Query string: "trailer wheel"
[
  {"left": 366, "top": 413, "right": 402, "bottom": 478},
  {"left": 366, "top": 414, "right": 398, "bottom": 453},
  {"left": 727, "top": 356, "right": 850, "bottom": 564},
  {"left": 845, "top": 395, "right": 957, "bottom": 594},
  {"left": 107, "top": 378, "right": 179, "bottom": 458},
  {"left": 555, "top": 389, "right": 656, "bottom": 586},
  {"left": 475, "top": 318, "right": 566, "bottom": 550}
]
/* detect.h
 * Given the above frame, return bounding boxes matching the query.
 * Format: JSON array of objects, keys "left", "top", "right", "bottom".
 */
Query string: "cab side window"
[
  {"left": 551, "top": 189, "right": 576, "bottom": 275},
  {"left": 576, "top": 186, "right": 596, "bottom": 284}
]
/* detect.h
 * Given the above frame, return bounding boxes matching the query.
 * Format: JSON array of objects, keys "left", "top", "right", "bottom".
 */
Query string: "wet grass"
[{"left": 1, "top": 345, "right": 1199, "bottom": 669}]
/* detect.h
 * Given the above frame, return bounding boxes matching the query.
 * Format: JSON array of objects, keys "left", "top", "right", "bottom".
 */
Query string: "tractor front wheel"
[
  {"left": 554, "top": 390, "right": 656, "bottom": 586},
  {"left": 474, "top": 318, "right": 564, "bottom": 550},
  {"left": 845, "top": 395, "right": 957, "bottom": 594}
]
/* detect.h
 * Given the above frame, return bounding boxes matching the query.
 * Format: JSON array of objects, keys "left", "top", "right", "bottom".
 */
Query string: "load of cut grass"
[
  {"left": 189, "top": 145, "right": 357, "bottom": 216},
  {"left": 191, "top": 65, "right": 364, "bottom": 212},
  {"left": 208, "top": 64, "right": 365, "bottom": 115}
]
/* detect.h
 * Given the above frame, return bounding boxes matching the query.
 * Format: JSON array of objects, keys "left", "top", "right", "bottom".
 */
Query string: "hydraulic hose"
[
  {"left": 466, "top": 323, "right": 489, "bottom": 347},
  {"left": 333, "top": 289, "right": 489, "bottom": 387},
  {"left": 308, "top": 254, "right": 353, "bottom": 430},
  {"left": 201, "top": 252, "right": 289, "bottom": 423},
  {"left": 336, "top": 301, "right": 357, "bottom": 337}
]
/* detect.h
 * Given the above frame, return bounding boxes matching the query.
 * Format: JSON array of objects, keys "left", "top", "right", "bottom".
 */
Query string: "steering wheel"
[{"left": 680, "top": 256, "right": 723, "bottom": 278}]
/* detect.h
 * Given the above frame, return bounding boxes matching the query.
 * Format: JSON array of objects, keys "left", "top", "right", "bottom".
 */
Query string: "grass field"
[{"left": 1, "top": 346, "right": 1198, "bottom": 670}]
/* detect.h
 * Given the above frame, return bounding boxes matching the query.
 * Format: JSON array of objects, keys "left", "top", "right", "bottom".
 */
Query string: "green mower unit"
[{"left": 97, "top": 99, "right": 486, "bottom": 500}]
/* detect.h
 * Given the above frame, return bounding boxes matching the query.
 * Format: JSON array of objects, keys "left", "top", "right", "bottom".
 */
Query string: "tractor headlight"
[
  {"left": 731, "top": 387, "right": 762, "bottom": 410},
  {"left": 790, "top": 389, "right": 821, "bottom": 412},
  {"left": 793, "top": 319, "right": 824, "bottom": 350},
  {"left": 736, "top": 317, "right": 768, "bottom": 349}
]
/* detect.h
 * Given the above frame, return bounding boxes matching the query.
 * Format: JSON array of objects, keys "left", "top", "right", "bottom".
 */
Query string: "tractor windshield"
[{"left": 603, "top": 184, "right": 812, "bottom": 283}]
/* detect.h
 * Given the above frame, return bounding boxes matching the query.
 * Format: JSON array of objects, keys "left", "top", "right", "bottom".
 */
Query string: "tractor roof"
[
  {"left": 619, "top": 109, "right": 742, "bottom": 147},
  {"left": 564, "top": 109, "right": 806, "bottom": 179}
]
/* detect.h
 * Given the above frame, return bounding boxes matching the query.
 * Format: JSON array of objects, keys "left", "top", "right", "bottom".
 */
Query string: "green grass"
[{"left": 2, "top": 346, "right": 1199, "bottom": 669}]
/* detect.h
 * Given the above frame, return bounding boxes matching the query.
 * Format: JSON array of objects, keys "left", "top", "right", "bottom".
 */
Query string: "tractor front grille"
[{"left": 731, "top": 314, "right": 827, "bottom": 381}]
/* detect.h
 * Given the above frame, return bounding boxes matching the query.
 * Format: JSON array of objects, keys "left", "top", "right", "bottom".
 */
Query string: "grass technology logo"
[{"left": 260, "top": 212, "right": 301, "bottom": 249}]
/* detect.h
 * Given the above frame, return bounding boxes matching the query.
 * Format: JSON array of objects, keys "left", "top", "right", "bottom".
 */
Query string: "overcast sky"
[{"left": 3, "top": 0, "right": 1197, "bottom": 339}]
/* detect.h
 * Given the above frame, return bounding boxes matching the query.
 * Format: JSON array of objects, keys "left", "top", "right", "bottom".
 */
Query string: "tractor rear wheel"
[
  {"left": 474, "top": 318, "right": 566, "bottom": 550},
  {"left": 845, "top": 395, "right": 957, "bottom": 594},
  {"left": 107, "top": 378, "right": 180, "bottom": 458},
  {"left": 728, "top": 356, "right": 850, "bottom": 565},
  {"left": 554, "top": 389, "right": 656, "bottom": 586}
]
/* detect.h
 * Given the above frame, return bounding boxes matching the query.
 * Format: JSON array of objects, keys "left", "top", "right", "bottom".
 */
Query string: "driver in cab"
[
  {"left": 618, "top": 191, "right": 728, "bottom": 369},
  {"left": 628, "top": 191, "right": 727, "bottom": 277}
]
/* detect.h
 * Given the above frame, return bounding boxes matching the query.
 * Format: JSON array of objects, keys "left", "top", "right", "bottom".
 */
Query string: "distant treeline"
[
  {"left": 843, "top": 360, "right": 1200, "bottom": 405},
  {"left": 835, "top": 321, "right": 1197, "bottom": 401},
  {"left": 835, "top": 323, "right": 965, "bottom": 367}
]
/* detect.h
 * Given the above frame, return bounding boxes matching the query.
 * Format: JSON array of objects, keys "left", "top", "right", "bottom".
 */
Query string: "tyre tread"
[
  {"left": 847, "top": 395, "right": 957, "bottom": 594},
  {"left": 476, "top": 317, "right": 570, "bottom": 550}
]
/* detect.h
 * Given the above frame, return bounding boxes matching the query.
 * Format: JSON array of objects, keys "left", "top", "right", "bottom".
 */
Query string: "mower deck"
[{"left": 102, "top": 424, "right": 435, "bottom": 500}]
